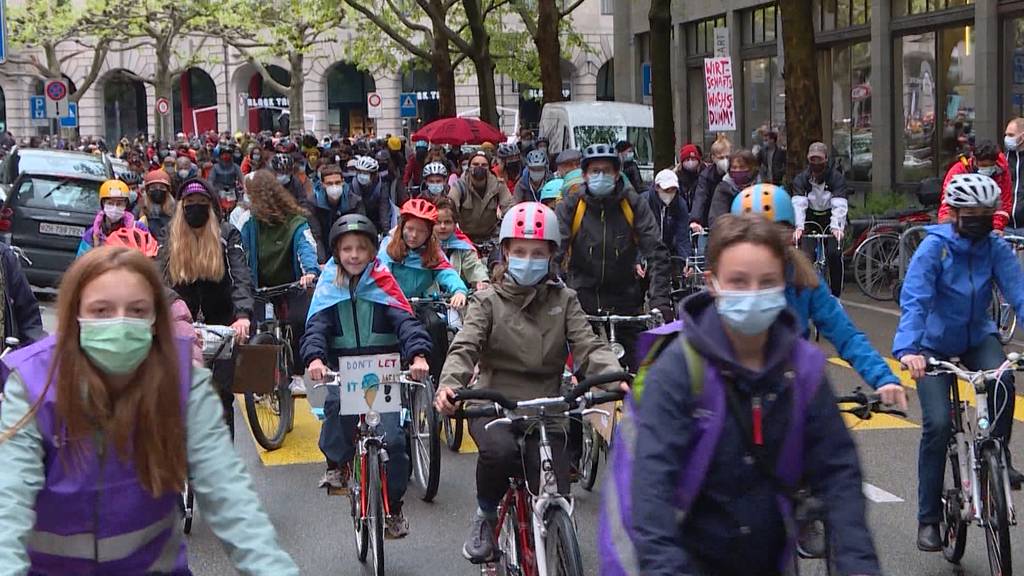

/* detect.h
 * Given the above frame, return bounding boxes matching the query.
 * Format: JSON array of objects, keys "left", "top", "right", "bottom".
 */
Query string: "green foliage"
[{"left": 848, "top": 190, "right": 922, "bottom": 220}]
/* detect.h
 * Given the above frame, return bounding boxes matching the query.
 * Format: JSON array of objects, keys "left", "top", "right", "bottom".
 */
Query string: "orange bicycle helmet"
[
  {"left": 105, "top": 226, "right": 160, "bottom": 258},
  {"left": 400, "top": 197, "right": 438, "bottom": 224}
]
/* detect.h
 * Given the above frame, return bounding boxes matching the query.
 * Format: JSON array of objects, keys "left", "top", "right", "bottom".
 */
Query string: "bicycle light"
[
  {"left": 611, "top": 342, "right": 626, "bottom": 359},
  {"left": 365, "top": 410, "right": 381, "bottom": 428}
]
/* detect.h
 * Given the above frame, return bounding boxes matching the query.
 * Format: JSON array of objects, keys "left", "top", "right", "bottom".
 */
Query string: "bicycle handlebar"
[
  {"left": 924, "top": 355, "right": 1023, "bottom": 381},
  {"left": 836, "top": 387, "right": 907, "bottom": 419},
  {"left": 585, "top": 311, "right": 663, "bottom": 325},
  {"left": 563, "top": 371, "right": 632, "bottom": 402},
  {"left": 452, "top": 388, "right": 518, "bottom": 410},
  {"left": 453, "top": 372, "right": 631, "bottom": 413},
  {"left": 256, "top": 281, "right": 305, "bottom": 299}
]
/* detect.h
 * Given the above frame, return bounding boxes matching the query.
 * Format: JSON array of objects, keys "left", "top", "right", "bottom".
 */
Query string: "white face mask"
[
  {"left": 683, "top": 159, "right": 700, "bottom": 172},
  {"left": 104, "top": 203, "right": 125, "bottom": 223},
  {"left": 657, "top": 190, "right": 676, "bottom": 204},
  {"left": 716, "top": 158, "right": 730, "bottom": 174},
  {"left": 325, "top": 184, "right": 344, "bottom": 200}
]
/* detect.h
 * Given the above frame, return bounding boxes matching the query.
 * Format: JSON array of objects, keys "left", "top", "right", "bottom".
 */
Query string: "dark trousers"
[
  {"left": 799, "top": 211, "right": 844, "bottom": 298},
  {"left": 414, "top": 304, "right": 449, "bottom": 384},
  {"left": 470, "top": 417, "right": 571, "bottom": 512},
  {"left": 211, "top": 358, "right": 235, "bottom": 439}
]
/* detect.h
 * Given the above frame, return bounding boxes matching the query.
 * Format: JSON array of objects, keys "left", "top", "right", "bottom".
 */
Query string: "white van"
[{"left": 538, "top": 102, "right": 655, "bottom": 182}]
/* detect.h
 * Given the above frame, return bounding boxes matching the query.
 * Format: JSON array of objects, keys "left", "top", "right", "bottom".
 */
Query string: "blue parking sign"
[
  {"left": 60, "top": 102, "right": 78, "bottom": 128},
  {"left": 29, "top": 96, "right": 45, "bottom": 120}
]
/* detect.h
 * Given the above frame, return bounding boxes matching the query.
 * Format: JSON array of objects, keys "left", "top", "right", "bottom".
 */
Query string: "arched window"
[{"left": 597, "top": 59, "right": 614, "bottom": 101}]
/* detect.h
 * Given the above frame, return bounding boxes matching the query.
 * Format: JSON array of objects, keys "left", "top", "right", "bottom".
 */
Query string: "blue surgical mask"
[
  {"left": 1006, "top": 136, "right": 1019, "bottom": 152},
  {"left": 978, "top": 166, "right": 999, "bottom": 177},
  {"left": 587, "top": 173, "right": 615, "bottom": 197},
  {"left": 713, "top": 281, "right": 787, "bottom": 335},
  {"left": 426, "top": 182, "right": 445, "bottom": 196},
  {"left": 507, "top": 256, "right": 550, "bottom": 286},
  {"left": 357, "top": 173, "right": 372, "bottom": 186}
]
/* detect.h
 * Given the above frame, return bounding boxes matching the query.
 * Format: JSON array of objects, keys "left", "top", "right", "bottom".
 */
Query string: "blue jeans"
[
  {"left": 917, "top": 335, "right": 1015, "bottom": 523},
  {"left": 318, "top": 386, "right": 409, "bottom": 505}
]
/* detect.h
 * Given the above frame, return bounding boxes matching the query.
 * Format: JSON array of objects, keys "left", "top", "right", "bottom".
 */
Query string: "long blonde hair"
[{"left": 166, "top": 200, "right": 224, "bottom": 285}]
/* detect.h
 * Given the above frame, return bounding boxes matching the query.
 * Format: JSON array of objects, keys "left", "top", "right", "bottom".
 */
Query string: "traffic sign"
[
  {"left": 156, "top": 97, "right": 170, "bottom": 116},
  {"left": 641, "top": 63, "right": 652, "bottom": 97},
  {"left": 29, "top": 96, "right": 45, "bottom": 120},
  {"left": 367, "top": 92, "right": 383, "bottom": 119},
  {"left": 0, "top": 0, "right": 8, "bottom": 65},
  {"left": 399, "top": 92, "right": 418, "bottom": 118},
  {"left": 44, "top": 79, "right": 69, "bottom": 119},
  {"left": 60, "top": 102, "right": 78, "bottom": 129}
]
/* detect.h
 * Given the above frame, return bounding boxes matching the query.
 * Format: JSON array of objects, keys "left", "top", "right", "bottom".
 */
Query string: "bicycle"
[
  {"left": 400, "top": 371, "right": 441, "bottom": 502},
  {"left": 683, "top": 230, "right": 709, "bottom": 297},
  {"left": 802, "top": 231, "right": 839, "bottom": 296},
  {"left": 579, "top": 311, "right": 662, "bottom": 491},
  {"left": 242, "top": 281, "right": 300, "bottom": 451},
  {"left": 409, "top": 293, "right": 465, "bottom": 452},
  {"left": 990, "top": 235, "right": 1024, "bottom": 345},
  {"left": 454, "top": 371, "right": 631, "bottom": 576},
  {"left": 926, "top": 356, "right": 1019, "bottom": 576}
]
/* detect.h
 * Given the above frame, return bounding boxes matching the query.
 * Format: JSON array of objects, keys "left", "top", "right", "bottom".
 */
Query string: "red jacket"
[{"left": 938, "top": 153, "right": 1012, "bottom": 230}]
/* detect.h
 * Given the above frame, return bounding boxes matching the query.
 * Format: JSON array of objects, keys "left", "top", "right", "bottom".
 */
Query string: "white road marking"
[
  {"left": 840, "top": 299, "right": 901, "bottom": 318},
  {"left": 862, "top": 482, "right": 903, "bottom": 503}
]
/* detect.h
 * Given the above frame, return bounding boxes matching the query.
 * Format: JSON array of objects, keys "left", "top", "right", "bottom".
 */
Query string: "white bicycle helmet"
[
  {"left": 944, "top": 173, "right": 1001, "bottom": 209},
  {"left": 422, "top": 162, "right": 448, "bottom": 178},
  {"left": 354, "top": 155, "right": 379, "bottom": 172},
  {"left": 526, "top": 149, "right": 548, "bottom": 168},
  {"left": 499, "top": 202, "right": 561, "bottom": 244}
]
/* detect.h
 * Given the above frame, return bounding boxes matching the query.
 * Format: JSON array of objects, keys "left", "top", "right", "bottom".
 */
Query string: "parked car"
[{"left": 0, "top": 148, "right": 112, "bottom": 288}]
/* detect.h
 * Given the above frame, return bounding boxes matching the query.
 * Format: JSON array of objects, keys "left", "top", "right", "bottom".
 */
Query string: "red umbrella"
[{"left": 411, "top": 117, "right": 505, "bottom": 146}]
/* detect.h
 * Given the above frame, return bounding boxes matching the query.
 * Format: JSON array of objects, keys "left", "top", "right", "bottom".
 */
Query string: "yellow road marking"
[
  {"left": 442, "top": 419, "right": 478, "bottom": 454},
  {"left": 236, "top": 395, "right": 326, "bottom": 466}
]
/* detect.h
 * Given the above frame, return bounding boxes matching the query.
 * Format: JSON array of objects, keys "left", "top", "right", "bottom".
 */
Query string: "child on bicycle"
[
  {"left": 434, "top": 196, "right": 490, "bottom": 292},
  {"left": 434, "top": 202, "right": 622, "bottom": 564},
  {"left": 302, "top": 214, "right": 431, "bottom": 539},
  {"left": 895, "top": 173, "right": 1024, "bottom": 552},
  {"left": 77, "top": 179, "right": 149, "bottom": 257},
  {"left": 604, "top": 213, "right": 878, "bottom": 576}
]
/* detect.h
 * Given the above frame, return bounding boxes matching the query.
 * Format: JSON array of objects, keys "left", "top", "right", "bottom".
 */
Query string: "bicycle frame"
[
  {"left": 585, "top": 311, "right": 663, "bottom": 361},
  {"left": 355, "top": 416, "right": 393, "bottom": 522}
]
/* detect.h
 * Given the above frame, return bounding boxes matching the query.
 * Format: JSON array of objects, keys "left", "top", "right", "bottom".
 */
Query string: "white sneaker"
[{"left": 289, "top": 376, "right": 307, "bottom": 396}]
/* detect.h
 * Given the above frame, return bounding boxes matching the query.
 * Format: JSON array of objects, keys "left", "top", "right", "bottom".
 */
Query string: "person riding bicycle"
[
  {"left": 494, "top": 144, "right": 522, "bottom": 193},
  {"left": 894, "top": 172, "right": 1024, "bottom": 551},
  {"left": 0, "top": 247, "right": 299, "bottom": 575},
  {"left": 708, "top": 149, "right": 760, "bottom": 228},
  {"left": 433, "top": 201, "right": 623, "bottom": 564},
  {"left": 77, "top": 179, "right": 149, "bottom": 257},
  {"left": 731, "top": 184, "right": 907, "bottom": 409},
  {"left": 434, "top": 196, "right": 490, "bottom": 291},
  {"left": 937, "top": 139, "right": 1013, "bottom": 233},
  {"left": 418, "top": 161, "right": 450, "bottom": 201},
  {"left": 612, "top": 213, "right": 879, "bottom": 576},
  {"left": 240, "top": 170, "right": 320, "bottom": 394},
  {"left": 449, "top": 151, "right": 515, "bottom": 245},
  {"left": 513, "top": 149, "right": 552, "bottom": 204},
  {"left": 351, "top": 155, "right": 392, "bottom": 235},
  {"left": 555, "top": 143, "right": 674, "bottom": 370},
  {"left": 791, "top": 142, "right": 848, "bottom": 298},
  {"left": 555, "top": 148, "right": 585, "bottom": 201},
  {"left": 690, "top": 134, "right": 732, "bottom": 234},
  {"left": 302, "top": 214, "right": 431, "bottom": 539},
  {"left": 210, "top": 143, "right": 243, "bottom": 193},
  {"left": 311, "top": 164, "right": 366, "bottom": 257},
  {"left": 137, "top": 169, "right": 175, "bottom": 245},
  {"left": 644, "top": 169, "right": 693, "bottom": 271},
  {"left": 539, "top": 178, "right": 565, "bottom": 209}
]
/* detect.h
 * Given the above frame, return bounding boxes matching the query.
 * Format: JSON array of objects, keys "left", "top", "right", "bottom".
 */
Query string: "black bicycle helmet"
[
  {"left": 329, "top": 213, "right": 379, "bottom": 251},
  {"left": 582, "top": 143, "right": 621, "bottom": 171},
  {"left": 270, "top": 152, "right": 293, "bottom": 173}
]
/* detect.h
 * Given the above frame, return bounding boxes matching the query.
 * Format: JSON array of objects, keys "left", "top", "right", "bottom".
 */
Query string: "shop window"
[
  {"left": 689, "top": 15, "right": 727, "bottom": 55},
  {"left": 1005, "top": 18, "right": 1024, "bottom": 119},
  {"left": 826, "top": 42, "right": 873, "bottom": 181},
  {"left": 815, "top": 0, "right": 870, "bottom": 31},
  {"left": 893, "top": 0, "right": 972, "bottom": 17},
  {"left": 742, "top": 57, "right": 786, "bottom": 148},
  {"left": 744, "top": 5, "right": 777, "bottom": 46}
]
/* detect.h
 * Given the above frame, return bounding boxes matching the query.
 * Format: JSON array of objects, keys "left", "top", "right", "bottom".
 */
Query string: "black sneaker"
[
  {"left": 462, "top": 514, "right": 497, "bottom": 564},
  {"left": 917, "top": 523, "right": 942, "bottom": 552}
]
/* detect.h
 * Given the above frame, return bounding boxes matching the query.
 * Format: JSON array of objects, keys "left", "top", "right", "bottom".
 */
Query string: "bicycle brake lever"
[
  {"left": 581, "top": 408, "right": 611, "bottom": 418},
  {"left": 483, "top": 417, "right": 513, "bottom": 431}
]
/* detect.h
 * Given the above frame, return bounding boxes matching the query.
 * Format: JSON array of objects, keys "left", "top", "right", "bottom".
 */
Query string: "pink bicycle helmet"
[{"left": 499, "top": 202, "right": 560, "bottom": 244}]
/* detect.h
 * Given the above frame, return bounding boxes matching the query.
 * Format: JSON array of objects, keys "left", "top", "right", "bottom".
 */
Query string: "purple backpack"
[{"left": 598, "top": 331, "right": 825, "bottom": 575}]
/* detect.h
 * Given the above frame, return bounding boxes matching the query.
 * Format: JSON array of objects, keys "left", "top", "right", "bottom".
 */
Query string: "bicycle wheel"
[
  {"left": 351, "top": 454, "right": 369, "bottom": 562},
  {"left": 853, "top": 233, "right": 900, "bottom": 301},
  {"left": 981, "top": 446, "right": 1012, "bottom": 576},
  {"left": 579, "top": 421, "right": 600, "bottom": 492},
  {"left": 494, "top": 491, "right": 525, "bottom": 575},
  {"left": 181, "top": 482, "right": 194, "bottom": 535},
  {"left": 367, "top": 447, "right": 386, "bottom": 576},
  {"left": 991, "top": 287, "right": 1018, "bottom": 345},
  {"left": 544, "top": 507, "right": 585, "bottom": 576},
  {"left": 243, "top": 333, "right": 292, "bottom": 450},
  {"left": 941, "top": 446, "right": 968, "bottom": 563},
  {"left": 444, "top": 413, "right": 464, "bottom": 452},
  {"left": 411, "top": 378, "right": 441, "bottom": 502}
]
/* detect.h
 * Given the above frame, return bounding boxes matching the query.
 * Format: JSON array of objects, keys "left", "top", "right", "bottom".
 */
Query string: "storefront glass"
[
  {"left": 742, "top": 56, "right": 785, "bottom": 148},
  {"left": 829, "top": 42, "right": 873, "bottom": 181},
  {"left": 1004, "top": 17, "right": 1024, "bottom": 121}
]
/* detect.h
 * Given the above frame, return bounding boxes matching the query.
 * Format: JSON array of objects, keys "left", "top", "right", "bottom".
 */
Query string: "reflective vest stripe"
[{"left": 30, "top": 510, "right": 177, "bottom": 562}]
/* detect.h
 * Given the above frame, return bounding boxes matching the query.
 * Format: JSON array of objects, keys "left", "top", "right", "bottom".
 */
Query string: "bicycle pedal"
[{"left": 326, "top": 486, "right": 351, "bottom": 497}]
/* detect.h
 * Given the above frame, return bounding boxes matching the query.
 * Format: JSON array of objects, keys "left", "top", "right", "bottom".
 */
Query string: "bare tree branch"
[
  {"left": 343, "top": 0, "right": 432, "bottom": 60},
  {"left": 71, "top": 40, "right": 111, "bottom": 100},
  {"left": 383, "top": 0, "right": 431, "bottom": 35},
  {"left": 559, "top": 0, "right": 586, "bottom": 17},
  {"left": 511, "top": 0, "right": 537, "bottom": 37},
  {"left": 414, "top": 0, "right": 472, "bottom": 54}
]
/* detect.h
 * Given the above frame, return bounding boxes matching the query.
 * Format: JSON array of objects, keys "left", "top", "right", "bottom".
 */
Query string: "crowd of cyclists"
[{"left": 0, "top": 116, "right": 1021, "bottom": 575}]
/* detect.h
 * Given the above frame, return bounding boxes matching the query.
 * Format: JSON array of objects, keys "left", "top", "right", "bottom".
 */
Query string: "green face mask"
[{"left": 78, "top": 317, "right": 154, "bottom": 375}]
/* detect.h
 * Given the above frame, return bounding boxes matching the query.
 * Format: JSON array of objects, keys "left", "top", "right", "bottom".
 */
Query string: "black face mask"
[
  {"left": 416, "top": 150, "right": 427, "bottom": 163},
  {"left": 148, "top": 188, "right": 167, "bottom": 205},
  {"left": 471, "top": 166, "right": 489, "bottom": 180},
  {"left": 957, "top": 214, "right": 993, "bottom": 240},
  {"left": 184, "top": 203, "right": 211, "bottom": 229},
  {"left": 505, "top": 161, "right": 522, "bottom": 175}
]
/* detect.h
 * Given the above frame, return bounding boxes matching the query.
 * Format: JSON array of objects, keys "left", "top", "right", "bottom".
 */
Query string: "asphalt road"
[{"left": 36, "top": 292, "right": 1024, "bottom": 575}]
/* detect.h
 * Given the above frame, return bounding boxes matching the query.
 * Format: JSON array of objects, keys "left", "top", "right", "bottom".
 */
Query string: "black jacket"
[
  {"left": 313, "top": 191, "right": 367, "bottom": 259},
  {"left": 622, "top": 160, "right": 646, "bottom": 195},
  {"left": 642, "top": 190, "right": 692, "bottom": 259},
  {"left": 352, "top": 177, "right": 393, "bottom": 234},
  {"left": 1, "top": 244, "right": 44, "bottom": 344},
  {"left": 757, "top": 146, "right": 787, "bottom": 185},
  {"left": 160, "top": 222, "right": 255, "bottom": 326},
  {"left": 690, "top": 164, "right": 725, "bottom": 226},
  {"left": 674, "top": 166, "right": 701, "bottom": 212},
  {"left": 555, "top": 179, "right": 672, "bottom": 313}
]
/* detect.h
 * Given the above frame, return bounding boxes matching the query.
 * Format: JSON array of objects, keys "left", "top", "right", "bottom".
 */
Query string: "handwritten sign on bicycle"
[{"left": 335, "top": 353, "right": 403, "bottom": 416}]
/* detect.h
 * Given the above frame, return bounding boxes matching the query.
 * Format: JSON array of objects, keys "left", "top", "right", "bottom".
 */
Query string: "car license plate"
[{"left": 39, "top": 222, "right": 85, "bottom": 238}]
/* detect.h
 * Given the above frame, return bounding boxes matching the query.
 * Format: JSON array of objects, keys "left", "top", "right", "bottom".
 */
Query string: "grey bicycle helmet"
[
  {"left": 944, "top": 173, "right": 1001, "bottom": 209},
  {"left": 526, "top": 149, "right": 548, "bottom": 169},
  {"left": 582, "top": 143, "right": 621, "bottom": 171},
  {"left": 422, "top": 161, "right": 448, "bottom": 178},
  {"left": 497, "top": 143, "right": 518, "bottom": 159},
  {"left": 329, "top": 213, "right": 379, "bottom": 251}
]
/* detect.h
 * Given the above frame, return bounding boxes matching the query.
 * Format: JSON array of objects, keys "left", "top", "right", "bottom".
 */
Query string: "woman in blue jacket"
[
  {"left": 894, "top": 173, "right": 1024, "bottom": 551},
  {"left": 731, "top": 184, "right": 907, "bottom": 408},
  {"left": 302, "top": 214, "right": 431, "bottom": 539}
]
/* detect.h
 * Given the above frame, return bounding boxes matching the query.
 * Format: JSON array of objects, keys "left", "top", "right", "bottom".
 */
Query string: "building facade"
[
  {"left": 614, "top": 0, "right": 1020, "bottom": 193},
  {"left": 0, "top": 0, "right": 615, "bottom": 143}
]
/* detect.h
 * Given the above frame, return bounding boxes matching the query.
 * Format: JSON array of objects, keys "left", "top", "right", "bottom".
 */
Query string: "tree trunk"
[
  {"left": 154, "top": 53, "right": 174, "bottom": 141},
  {"left": 778, "top": 0, "right": 822, "bottom": 182},
  {"left": 649, "top": 0, "right": 675, "bottom": 171},
  {"left": 536, "top": 0, "right": 565, "bottom": 104},
  {"left": 289, "top": 52, "right": 305, "bottom": 133},
  {"left": 462, "top": 0, "right": 499, "bottom": 126},
  {"left": 430, "top": 15, "right": 457, "bottom": 118}
]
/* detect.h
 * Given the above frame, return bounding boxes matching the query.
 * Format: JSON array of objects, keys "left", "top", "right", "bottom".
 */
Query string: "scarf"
[{"left": 307, "top": 257, "right": 413, "bottom": 321}]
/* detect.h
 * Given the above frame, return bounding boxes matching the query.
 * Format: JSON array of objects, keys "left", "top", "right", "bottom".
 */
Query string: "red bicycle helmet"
[
  {"left": 105, "top": 226, "right": 160, "bottom": 258},
  {"left": 400, "top": 197, "right": 438, "bottom": 224}
]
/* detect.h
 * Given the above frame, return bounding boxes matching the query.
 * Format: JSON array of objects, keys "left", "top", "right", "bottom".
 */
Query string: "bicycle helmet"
[
  {"left": 730, "top": 183, "right": 796, "bottom": 226},
  {"left": 374, "top": 149, "right": 391, "bottom": 165},
  {"left": 329, "top": 213, "right": 379, "bottom": 251},
  {"left": 422, "top": 162, "right": 448, "bottom": 179},
  {"left": 526, "top": 149, "right": 548, "bottom": 169},
  {"left": 944, "top": 173, "right": 1001, "bottom": 209},
  {"left": 270, "top": 152, "right": 293, "bottom": 173},
  {"left": 116, "top": 171, "right": 141, "bottom": 187},
  {"left": 539, "top": 178, "right": 565, "bottom": 202},
  {"left": 99, "top": 179, "right": 131, "bottom": 200},
  {"left": 581, "top": 143, "right": 621, "bottom": 171},
  {"left": 499, "top": 202, "right": 560, "bottom": 244},
  {"left": 355, "top": 155, "right": 379, "bottom": 173},
  {"left": 497, "top": 143, "right": 518, "bottom": 159},
  {"left": 105, "top": 226, "right": 160, "bottom": 258},
  {"left": 400, "top": 197, "right": 438, "bottom": 224}
]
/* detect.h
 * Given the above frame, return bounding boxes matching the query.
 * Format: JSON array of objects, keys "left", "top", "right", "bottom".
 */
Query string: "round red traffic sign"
[
  {"left": 45, "top": 80, "right": 67, "bottom": 101},
  {"left": 156, "top": 97, "right": 171, "bottom": 116},
  {"left": 367, "top": 93, "right": 382, "bottom": 108}
]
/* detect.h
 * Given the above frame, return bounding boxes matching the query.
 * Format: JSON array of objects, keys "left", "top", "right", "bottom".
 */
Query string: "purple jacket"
[{"left": 7, "top": 335, "right": 191, "bottom": 575}]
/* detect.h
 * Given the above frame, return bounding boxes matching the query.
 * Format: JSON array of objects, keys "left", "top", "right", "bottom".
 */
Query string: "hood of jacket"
[
  {"left": 492, "top": 275, "right": 563, "bottom": 309},
  {"left": 927, "top": 220, "right": 991, "bottom": 255}
]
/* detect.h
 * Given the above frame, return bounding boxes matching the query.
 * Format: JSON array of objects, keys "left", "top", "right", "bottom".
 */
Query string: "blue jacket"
[
  {"left": 642, "top": 189, "right": 692, "bottom": 259},
  {"left": 787, "top": 281, "right": 899, "bottom": 389},
  {"left": 894, "top": 223, "right": 1024, "bottom": 359},
  {"left": 378, "top": 236, "right": 468, "bottom": 299},
  {"left": 239, "top": 217, "right": 320, "bottom": 287},
  {"left": 632, "top": 292, "right": 879, "bottom": 575}
]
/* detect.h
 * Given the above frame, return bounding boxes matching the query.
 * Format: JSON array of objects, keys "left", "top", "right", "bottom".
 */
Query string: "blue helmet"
[
  {"left": 539, "top": 178, "right": 565, "bottom": 202},
  {"left": 730, "top": 183, "right": 795, "bottom": 225}
]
